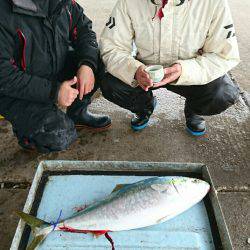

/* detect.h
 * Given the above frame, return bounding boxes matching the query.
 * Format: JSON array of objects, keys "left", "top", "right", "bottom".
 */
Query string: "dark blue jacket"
[{"left": 0, "top": 0, "right": 98, "bottom": 103}]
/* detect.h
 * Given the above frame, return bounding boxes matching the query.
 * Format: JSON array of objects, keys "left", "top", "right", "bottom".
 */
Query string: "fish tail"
[{"left": 16, "top": 211, "right": 51, "bottom": 250}]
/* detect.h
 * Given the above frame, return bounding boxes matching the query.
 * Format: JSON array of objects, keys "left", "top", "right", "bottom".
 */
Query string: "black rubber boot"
[
  {"left": 67, "top": 98, "right": 111, "bottom": 131},
  {"left": 18, "top": 137, "right": 36, "bottom": 152},
  {"left": 184, "top": 104, "right": 206, "bottom": 136},
  {"left": 73, "top": 108, "right": 111, "bottom": 130},
  {"left": 131, "top": 97, "right": 157, "bottom": 131}
]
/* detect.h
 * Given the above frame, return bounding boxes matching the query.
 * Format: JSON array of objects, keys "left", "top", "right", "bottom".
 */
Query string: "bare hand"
[
  {"left": 153, "top": 64, "right": 182, "bottom": 88},
  {"left": 77, "top": 65, "right": 95, "bottom": 100},
  {"left": 58, "top": 77, "right": 79, "bottom": 107},
  {"left": 135, "top": 65, "right": 153, "bottom": 91}
]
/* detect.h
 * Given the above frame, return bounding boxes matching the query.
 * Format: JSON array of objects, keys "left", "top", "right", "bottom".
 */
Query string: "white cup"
[{"left": 145, "top": 65, "right": 164, "bottom": 83}]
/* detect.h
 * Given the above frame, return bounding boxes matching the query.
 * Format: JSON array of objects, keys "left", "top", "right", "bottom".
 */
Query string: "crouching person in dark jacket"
[{"left": 0, "top": 0, "right": 111, "bottom": 153}]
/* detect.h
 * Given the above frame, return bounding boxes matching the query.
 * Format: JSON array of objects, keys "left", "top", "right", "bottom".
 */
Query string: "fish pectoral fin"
[
  {"left": 151, "top": 184, "right": 169, "bottom": 192},
  {"left": 92, "top": 233, "right": 102, "bottom": 238},
  {"left": 156, "top": 215, "right": 171, "bottom": 224},
  {"left": 111, "top": 184, "right": 130, "bottom": 193},
  {"left": 91, "top": 230, "right": 108, "bottom": 238}
]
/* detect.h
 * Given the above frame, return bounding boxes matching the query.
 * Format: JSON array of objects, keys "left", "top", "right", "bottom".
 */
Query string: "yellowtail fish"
[{"left": 17, "top": 176, "right": 210, "bottom": 250}]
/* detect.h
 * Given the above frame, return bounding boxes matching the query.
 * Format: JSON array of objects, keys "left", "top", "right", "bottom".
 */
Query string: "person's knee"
[
  {"left": 99, "top": 73, "right": 116, "bottom": 99},
  {"left": 100, "top": 73, "right": 154, "bottom": 114},
  {"left": 205, "top": 76, "right": 240, "bottom": 115},
  {"left": 100, "top": 73, "right": 133, "bottom": 105},
  {"left": 32, "top": 110, "right": 77, "bottom": 153}
]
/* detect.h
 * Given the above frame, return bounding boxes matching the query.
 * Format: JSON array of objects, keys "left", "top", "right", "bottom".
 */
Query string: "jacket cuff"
[
  {"left": 125, "top": 60, "right": 145, "bottom": 85},
  {"left": 78, "top": 60, "right": 97, "bottom": 73},
  {"left": 173, "top": 60, "right": 195, "bottom": 86},
  {"left": 50, "top": 81, "right": 62, "bottom": 104}
]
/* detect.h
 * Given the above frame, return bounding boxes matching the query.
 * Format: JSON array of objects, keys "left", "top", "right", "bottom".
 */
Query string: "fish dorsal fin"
[
  {"left": 151, "top": 184, "right": 169, "bottom": 192},
  {"left": 111, "top": 184, "right": 130, "bottom": 193}
]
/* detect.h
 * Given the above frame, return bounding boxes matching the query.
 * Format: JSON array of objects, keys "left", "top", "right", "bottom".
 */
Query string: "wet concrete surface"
[
  {"left": 0, "top": 189, "right": 29, "bottom": 250},
  {"left": 0, "top": 0, "right": 249, "bottom": 249},
  {"left": 218, "top": 192, "right": 250, "bottom": 250},
  {"left": 229, "top": 0, "right": 250, "bottom": 93}
]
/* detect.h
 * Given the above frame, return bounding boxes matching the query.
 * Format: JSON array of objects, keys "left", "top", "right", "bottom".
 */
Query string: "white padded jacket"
[{"left": 100, "top": 0, "right": 240, "bottom": 86}]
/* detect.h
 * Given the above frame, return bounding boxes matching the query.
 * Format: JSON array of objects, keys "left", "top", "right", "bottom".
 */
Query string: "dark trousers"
[
  {"left": 100, "top": 73, "right": 240, "bottom": 116},
  {"left": 0, "top": 52, "right": 103, "bottom": 153}
]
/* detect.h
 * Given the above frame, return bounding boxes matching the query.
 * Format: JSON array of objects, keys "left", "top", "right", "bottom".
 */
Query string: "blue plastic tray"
[{"left": 11, "top": 161, "right": 232, "bottom": 250}]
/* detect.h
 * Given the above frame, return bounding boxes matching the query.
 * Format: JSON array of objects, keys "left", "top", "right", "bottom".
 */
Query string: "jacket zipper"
[
  {"left": 16, "top": 29, "right": 27, "bottom": 71},
  {"left": 67, "top": 8, "right": 73, "bottom": 31}
]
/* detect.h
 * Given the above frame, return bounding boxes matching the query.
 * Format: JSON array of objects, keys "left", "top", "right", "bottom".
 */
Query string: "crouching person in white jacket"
[{"left": 100, "top": 0, "right": 240, "bottom": 135}]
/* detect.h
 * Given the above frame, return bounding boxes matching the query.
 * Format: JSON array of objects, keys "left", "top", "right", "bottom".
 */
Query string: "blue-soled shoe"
[
  {"left": 131, "top": 97, "right": 157, "bottom": 131},
  {"left": 131, "top": 115, "right": 150, "bottom": 131},
  {"left": 186, "top": 126, "right": 206, "bottom": 136},
  {"left": 185, "top": 104, "right": 206, "bottom": 136}
]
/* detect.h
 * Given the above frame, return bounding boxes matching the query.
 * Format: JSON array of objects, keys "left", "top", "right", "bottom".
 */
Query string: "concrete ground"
[{"left": 0, "top": 0, "right": 249, "bottom": 249}]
